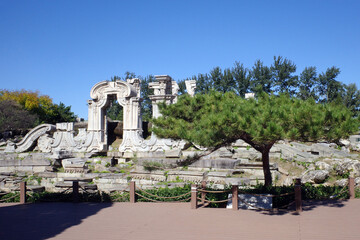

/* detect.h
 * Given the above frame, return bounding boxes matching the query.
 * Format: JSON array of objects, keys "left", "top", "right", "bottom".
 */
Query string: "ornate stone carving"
[
  {"left": 2, "top": 76, "right": 194, "bottom": 155},
  {"left": 4, "top": 124, "right": 56, "bottom": 153}
]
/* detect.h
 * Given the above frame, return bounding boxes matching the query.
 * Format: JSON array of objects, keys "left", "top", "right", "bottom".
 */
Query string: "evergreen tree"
[
  {"left": 232, "top": 61, "right": 251, "bottom": 97},
  {"left": 250, "top": 60, "right": 273, "bottom": 95},
  {"left": 343, "top": 83, "right": 360, "bottom": 116},
  {"left": 271, "top": 56, "right": 298, "bottom": 96},
  {"left": 297, "top": 67, "right": 319, "bottom": 100},
  {"left": 152, "top": 91, "right": 359, "bottom": 186},
  {"left": 317, "top": 67, "right": 343, "bottom": 103}
]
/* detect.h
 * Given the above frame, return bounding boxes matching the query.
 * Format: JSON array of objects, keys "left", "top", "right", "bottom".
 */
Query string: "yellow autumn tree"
[{"left": 0, "top": 89, "right": 76, "bottom": 125}]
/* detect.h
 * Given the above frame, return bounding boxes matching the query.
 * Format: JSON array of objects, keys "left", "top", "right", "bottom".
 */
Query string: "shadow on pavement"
[
  {"left": 258, "top": 199, "right": 348, "bottom": 216},
  {"left": 0, "top": 202, "right": 113, "bottom": 240}
]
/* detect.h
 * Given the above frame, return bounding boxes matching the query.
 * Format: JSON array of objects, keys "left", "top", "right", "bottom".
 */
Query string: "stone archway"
[{"left": 87, "top": 79, "right": 143, "bottom": 152}]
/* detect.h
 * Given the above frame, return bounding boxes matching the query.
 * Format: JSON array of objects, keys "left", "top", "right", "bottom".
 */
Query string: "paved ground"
[{"left": 1, "top": 200, "right": 359, "bottom": 240}]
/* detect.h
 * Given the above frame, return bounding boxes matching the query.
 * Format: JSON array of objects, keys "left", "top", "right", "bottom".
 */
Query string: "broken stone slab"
[
  {"left": 232, "top": 151, "right": 261, "bottom": 161},
  {"left": 190, "top": 158, "right": 241, "bottom": 169},
  {"left": 315, "top": 161, "right": 332, "bottom": 172},
  {"left": 200, "top": 147, "right": 234, "bottom": 159},
  {"left": 36, "top": 172, "right": 57, "bottom": 178},
  {"left": 62, "top": 158, "right": 86, "bottom": 168},
  {"left": 301, "top": 170, "right": 329, "bottom": 184},
  {"left": 51, "top": 150, "right": 74, "bottom": 160},
  {"left": 277, "top": 167, "right": 289, "bottom": 176},
  {"left": 231, "top": 139, "right": 250, "bottom": 148},
  {"left": 310, "top": 143, "right": 352, "bottom": 158},
  {"left": 165, "top": 149, "right": 181, "bottom": 158},
  {"left": 276, "top": 144, "right": 314, "bottom": 161},
  {"left": 224, "top": 177, "right": 250, "bottom": 186},
  {"left": 63, "top": 177, "right": 93, "bottom": 182},
  {"left": 335, "top": 179, "right": 348, "bottom": 187},
  {"left": 107, "top": 152, "right": 123, "bottom": 158},
  {"left": 55, "top": 182, "right": 90, "bottom": 188}
]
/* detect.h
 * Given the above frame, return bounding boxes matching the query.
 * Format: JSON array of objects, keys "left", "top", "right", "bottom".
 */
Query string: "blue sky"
[{"left": 0, "top": 0, "right": 359, "bottom": 119}]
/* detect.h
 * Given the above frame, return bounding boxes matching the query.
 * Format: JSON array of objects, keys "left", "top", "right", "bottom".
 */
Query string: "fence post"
[
  {"left": 130, "top": 181, "right": 136, "bottom": 203},
  {"left": 201, "top": 181, "right": 206, "bottom": 205},
  {"left": 232, "top": 185, "right": 238, "bottom": 211},
  {"left": 20, "top": 182, "right": 26, "bottom": 204},
  {"left": 191, "top": 184, "right": 198, "bottom": 209},
  {"left": 73, "top": 181, "right": 79, "bottom": 203},
  {"left": 294, "top": 178, "right": 302, "bottom": 213},
  {"left": 349, "top": 177, "right": 355, "bottom": 199}
]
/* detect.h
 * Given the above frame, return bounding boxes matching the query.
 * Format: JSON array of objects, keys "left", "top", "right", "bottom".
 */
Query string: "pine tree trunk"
[{"left": 262, "top": 149, "right": 272, "bottom": 186}]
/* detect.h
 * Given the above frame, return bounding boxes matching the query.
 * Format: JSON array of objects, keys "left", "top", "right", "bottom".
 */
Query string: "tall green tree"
[
  {"left": 107, "top": 75, "right": 123, "bottom": 121},
  {"left": 250, "top": 60, "right": 273, "bottom": 95},
  {"left": 271, "top": 56, "right": 298, "bottom": 96},
  {"left": 297, "top": 67, "right": 319, "bottom": 100},
  {"left": 232, "top": 62, "right": 251, "bottom": 97},
  {"left": 153, "top": 91, "right": 359, "bottom": 186},
  {"left": 317, "top": 67, "right": 343, "bottom": 103},
  {"left": 343, "top": 83, "right": 360, "bottom": 116},
  {"left": 194, "top": 73, "right": 211, "bottom": 94},
  {"left": 141, "top": 75, "right": 155, "bottom": 121}
]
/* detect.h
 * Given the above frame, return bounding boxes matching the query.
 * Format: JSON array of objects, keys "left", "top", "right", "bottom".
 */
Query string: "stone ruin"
[
  {"left": 3, "top": 75, "right": 196, "bottom": 156},
  {"left": 1, "top": 75, "right": 360, "bottom": 193}
]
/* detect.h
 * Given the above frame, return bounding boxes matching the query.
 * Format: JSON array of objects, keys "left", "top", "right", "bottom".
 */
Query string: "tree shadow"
[
  {"left": 0, "top": 202, "right": 113, "bottom": 240},
  {"left": 258, "top": 199, "right": 348, "bottom": 216}
]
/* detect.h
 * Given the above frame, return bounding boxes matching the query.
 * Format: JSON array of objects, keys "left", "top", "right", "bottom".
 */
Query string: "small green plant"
[
  {"left": 246, "top": 145, "right": 251, "bottom": 150},
  {"left": 105, "top": 162, "right": 110, "bottom": 168},
  {"left": 96, "top": 160, "right": 102, "bottom": 164},
  {"left": 181, "top": 166, "right": 188, "bottom": 171},
  {"left": 164, "top": 170, "right": 169, "bottom": 180}
]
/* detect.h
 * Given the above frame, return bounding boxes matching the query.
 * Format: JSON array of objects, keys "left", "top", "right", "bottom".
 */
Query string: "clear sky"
[{"left": 1, "top": 0, "right": 359, "bottom": 119}]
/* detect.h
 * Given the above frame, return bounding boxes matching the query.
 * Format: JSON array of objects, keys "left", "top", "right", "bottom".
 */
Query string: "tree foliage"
[
  {"left": 0, "top": 89, "right": 76, "bottom": 125},
  {"left": 180, "top": 56, "right": 359, "bottom": 116},
  {"left": 0, "top": 100, "right": 38, "bottom": 132},
  {"left": 152, "top": 91, "right": 360, "bottom": 186}
]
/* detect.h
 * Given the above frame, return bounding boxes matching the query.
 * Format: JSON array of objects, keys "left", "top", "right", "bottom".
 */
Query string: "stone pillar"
[{"left": 185, "top": 80, "right": 196, "bottom": 96}]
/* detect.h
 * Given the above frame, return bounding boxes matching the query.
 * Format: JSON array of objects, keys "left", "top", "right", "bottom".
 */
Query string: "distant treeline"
[
  {"left": 177, "top": 56, "right": 359, "bottom": 116},
  {"left": 0, "top": 90, "right": 77, "bottom": 133},
  {"left": 109, "top": 56, "right": 360, "bottom": 120}
]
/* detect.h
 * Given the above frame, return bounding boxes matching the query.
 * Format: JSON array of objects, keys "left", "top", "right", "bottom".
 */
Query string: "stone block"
[
  {"left": 21, "top": 158, "right": 51, "bottom": 166},
  {"left": 165, "top": 149, "right": 181, "bottom": 158},
  {"left": 37, "top": 172, "right": 57, "bottom": 178},
  {"left": 301, "top": 170, "right": 329, "bottom": 184},
  {"left": 123, "top": 152, "right": 134, "bottom": 158},
  {"left": 224, "top": 177, "right": 250, "bottom": 186},
  {"left": 190, "top": 158, "right": 241, "bottom": 169},
  {"left": 32, "top": 166, "right": 47, "bottom": 173}
]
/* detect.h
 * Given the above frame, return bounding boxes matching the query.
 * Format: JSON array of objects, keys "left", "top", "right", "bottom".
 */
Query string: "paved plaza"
[{"left": 1, "top": 200, "right": 359, "bottom": 240}]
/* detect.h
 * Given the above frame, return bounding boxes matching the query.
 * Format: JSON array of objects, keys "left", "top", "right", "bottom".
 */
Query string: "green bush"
[{"left": 136, "top": 185, "right": 191, "bottom": 202}]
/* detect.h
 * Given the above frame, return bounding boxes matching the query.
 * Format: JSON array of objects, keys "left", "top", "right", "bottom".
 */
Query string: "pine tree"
[{"left": 153, "top": 91, "right": 359, "bottom": 186}]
